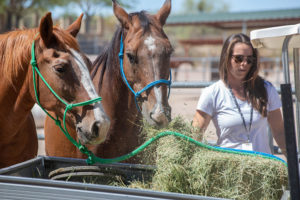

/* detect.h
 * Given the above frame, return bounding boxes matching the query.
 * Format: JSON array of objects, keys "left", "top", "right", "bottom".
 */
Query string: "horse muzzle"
[
  {"left": 148, "top": 104, "right": 171, "bottom": 127},
  {"left": 76, "top": 115, "right": 110, "bottom": 145}
]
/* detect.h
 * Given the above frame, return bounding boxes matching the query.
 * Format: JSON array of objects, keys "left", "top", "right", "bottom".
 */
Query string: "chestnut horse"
[
  {"left": 44, "top": 0, "right": 173, "bottom": 163},
  {"left": 0, "top": 13, "right": 110, "bottom": 168}
]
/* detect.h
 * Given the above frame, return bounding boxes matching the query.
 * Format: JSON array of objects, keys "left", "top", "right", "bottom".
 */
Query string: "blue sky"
[
  {"left": 128, "top": 0, "right": 300, "bottom": 14},
  {"left": 50, "top": 0, "right": 300, "bottom": 18}
]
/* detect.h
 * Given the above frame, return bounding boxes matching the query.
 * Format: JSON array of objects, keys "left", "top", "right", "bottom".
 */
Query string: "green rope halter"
[
  {"left": 30, "top": 39, "right": 286, "bottom": 166},
  {"left": 30, "top": 39, "right": 102, "bottom": 164}
]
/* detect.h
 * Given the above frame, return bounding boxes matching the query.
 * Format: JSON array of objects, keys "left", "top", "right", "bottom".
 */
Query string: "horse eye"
[
  {"left": 126, "top": 53, "right": 136, "bottom": 64},
  {"left": 53, "top": 64, "right": 66, "bottom": 73}
]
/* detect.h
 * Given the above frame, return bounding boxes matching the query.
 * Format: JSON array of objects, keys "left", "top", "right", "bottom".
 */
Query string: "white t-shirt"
[{"left": 196, "top": 80, "right": 281, "bottom": 154}]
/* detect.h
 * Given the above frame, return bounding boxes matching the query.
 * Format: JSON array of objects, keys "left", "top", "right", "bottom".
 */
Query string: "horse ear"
[
  {"left": 39, "top": 12, "right": 55, "bottom": 47},
  {"left": 112, "top": 0, "right": 131, "bottom": 29},
  {"left": 155, "top": 0, "right": 171, "bottom": 26},
  {"left": 66, "top": 13, "right": 83, "bottom": 37}
]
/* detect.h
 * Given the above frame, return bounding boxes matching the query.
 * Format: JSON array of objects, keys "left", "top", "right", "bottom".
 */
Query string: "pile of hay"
[{"left": 131, "top": 116, "right": 288, "bottom": 200}]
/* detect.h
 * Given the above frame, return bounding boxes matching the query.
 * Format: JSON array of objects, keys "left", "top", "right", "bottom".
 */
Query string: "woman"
[{"left": 192, "top": 33, "right": 286, "bottom": 155}]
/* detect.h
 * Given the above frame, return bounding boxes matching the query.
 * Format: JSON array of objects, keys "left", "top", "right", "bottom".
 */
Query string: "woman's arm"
[
  {"left": 192, "top": 110, "right": 212, "bottom": 141},
  {"left": 267, "top": 108, "right": 287, "bottom": 157}
]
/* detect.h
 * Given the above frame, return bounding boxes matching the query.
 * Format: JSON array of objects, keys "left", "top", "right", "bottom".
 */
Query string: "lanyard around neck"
[{"left": 228, "top": 86, "right": 253, "bottom": 134}]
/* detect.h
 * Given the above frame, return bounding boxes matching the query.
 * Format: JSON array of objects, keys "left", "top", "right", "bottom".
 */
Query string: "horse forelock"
[
  {"left": 130, "top": 11, "right": 172, "bottom": 53},
  {"left": 53, "top": 26, "right": 80, "bottom": 51},
  {"left": 129, "top": 11, "right": 168, "bottom": 36},
  {"left": 129, "top": 11, "right": 150, "bottom": 33}
]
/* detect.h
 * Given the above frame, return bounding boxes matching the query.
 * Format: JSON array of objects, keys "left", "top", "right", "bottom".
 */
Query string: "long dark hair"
[{"left": 219, "top": 33, "right": 268, "bottom": 117}]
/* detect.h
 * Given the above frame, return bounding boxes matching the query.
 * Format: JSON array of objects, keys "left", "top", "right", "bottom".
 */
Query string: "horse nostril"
[
  {"left": 91, "top": 121, "right": 100, "bottom": 137},
  {"left": 149, "top": 112, "right": 154, "bottom": 120},
  {"left": 76, "top": 126, "right": 82, "bottom": 133}
]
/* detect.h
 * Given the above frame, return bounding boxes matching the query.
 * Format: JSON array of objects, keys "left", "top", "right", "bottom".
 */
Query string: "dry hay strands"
[{"left": 135, "top": 116, "right": 288, "bottom": 200}]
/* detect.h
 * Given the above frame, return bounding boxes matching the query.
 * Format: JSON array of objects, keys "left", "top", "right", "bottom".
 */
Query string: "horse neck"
[
  {"left": 99, "top": 61, "right": 138, "bottom": 113},
  {"left": 0, "top": 66, "right": 35, "bottom": 136},
  {"left": 93, "top": 61, "right": 139, "bottom": 127},
  {"left": 94, "top": 63, "right": 142, "bottom": 146},
  {"left": 0, "top": 29, "right": 35, "bottom": 114}
]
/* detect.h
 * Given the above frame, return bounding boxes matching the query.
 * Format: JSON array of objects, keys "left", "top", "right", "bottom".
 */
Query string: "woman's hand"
[
  {"left": 192, "top": 110, "right": 212, "bottom": 141},
  {"left": 268, "top": 108, "right": 287, "bottom": 157}
]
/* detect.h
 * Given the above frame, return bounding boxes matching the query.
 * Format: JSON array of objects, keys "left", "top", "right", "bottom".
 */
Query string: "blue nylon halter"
[{"left": 118, "top": 35, "right": 172, "bottom": 112}]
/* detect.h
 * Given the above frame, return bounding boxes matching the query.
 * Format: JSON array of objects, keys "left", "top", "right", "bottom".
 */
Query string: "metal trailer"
[
  {"left": 250, "top": 23, "right": 300, "bottom": 200},
  {"left": 0, "top": 156, "right": 228, "bottom": 200}
]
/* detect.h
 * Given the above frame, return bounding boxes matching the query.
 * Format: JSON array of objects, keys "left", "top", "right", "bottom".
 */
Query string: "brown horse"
[
  {"left": 44, "top": 0, "right": 173, "bottom": 162},
  {"left": 0, "top": 13, "right": 110, "bottom": 168}
]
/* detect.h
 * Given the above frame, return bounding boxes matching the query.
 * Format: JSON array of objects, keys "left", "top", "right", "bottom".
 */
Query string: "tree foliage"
[
  {"left": 182, "top": 0, "right": 229, "bottom": 13},
  {"left": 69, "top": 0, "right": 133, "bottom": 33},
  {"left": 0, "top": 0, "right": 70, "bottom": 32},
  {"left": 0, "top": 0, "right": 133, "bottom": 33}
]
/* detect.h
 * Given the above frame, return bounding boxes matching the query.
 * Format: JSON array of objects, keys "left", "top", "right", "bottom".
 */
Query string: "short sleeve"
[
  {"left": 265, "top": 81, "right": 281, "bottom": 111},
  {"left": 196, "top": 86, "right": 214, "bottom": 116}
]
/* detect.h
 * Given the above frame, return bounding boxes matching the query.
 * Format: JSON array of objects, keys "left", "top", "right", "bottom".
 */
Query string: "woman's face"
[{"left": 228, "top": 42, "right": 254, "bottom": 82}]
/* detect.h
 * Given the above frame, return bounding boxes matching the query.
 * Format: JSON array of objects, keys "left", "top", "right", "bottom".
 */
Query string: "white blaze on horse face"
[
  {"left": 154, "top": 87, "right": 163, "bottom": 110},
  {"left": 70, "top": 48, "right": 103, "bottom": 121},
  {"left": 152, "top": 54, "right": 163, "bottom": 113},
  {"left": 143, "top": 36, "right": 166, "bottom": 122},
  {"left": 145, "top": 35, "right": 156, "bottom": 53}
]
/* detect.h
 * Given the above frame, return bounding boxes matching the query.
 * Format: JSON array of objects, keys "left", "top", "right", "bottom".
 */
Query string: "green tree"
[
  {"left": 183, "top": 0, "right": 198, "bottom": 14},
  {"left": 31, "top": 0, "right": 70, "bottom": 27},
  {"left": 4, "top": 0, "right": 35, "bottom": 31},
  {"left": 197, "top": 0, "right": 214, "bottom": 12},
  {"left": 70, "top": 0, "right": 133, "bottom": 33},
  {"left": 182, "top": 0, "right": 229, "bottom": 14},
  {"left": 197, "top": 0, "right": 229, "bottom": 12},
  {"left": 0, "top": 0, "right": 70, "bottom": 32}
]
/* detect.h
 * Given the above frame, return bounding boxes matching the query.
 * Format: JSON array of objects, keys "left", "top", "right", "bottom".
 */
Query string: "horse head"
[
  {"left": 30, "top": 13, "right": 110, "bottom": 144},
  {"left": 113, "top": 0, "right": 172, "bottom": 127}
]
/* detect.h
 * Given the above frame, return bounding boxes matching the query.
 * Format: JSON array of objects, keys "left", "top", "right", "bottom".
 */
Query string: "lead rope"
[
  {"left": 74, "top": 131, "right": 287, "bottom": 166},
  {"left": 31, "top": 39, "right": 286, "bottom": 166}
]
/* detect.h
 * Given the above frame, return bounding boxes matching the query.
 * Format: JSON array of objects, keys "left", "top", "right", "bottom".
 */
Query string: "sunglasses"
[{"left": 231, "top": 55, "right": 255, "bottom": 64}]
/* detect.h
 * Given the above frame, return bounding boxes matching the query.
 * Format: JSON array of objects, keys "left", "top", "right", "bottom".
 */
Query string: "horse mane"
[
  {"left": 92, "top": 11, "right": 152, "bottom": 89},
  {"left": 0, "top": 26, "right": 80, "bottom": 86},
  {"left": 92, "top": 27, "right": 122, "bottom": 87}
]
